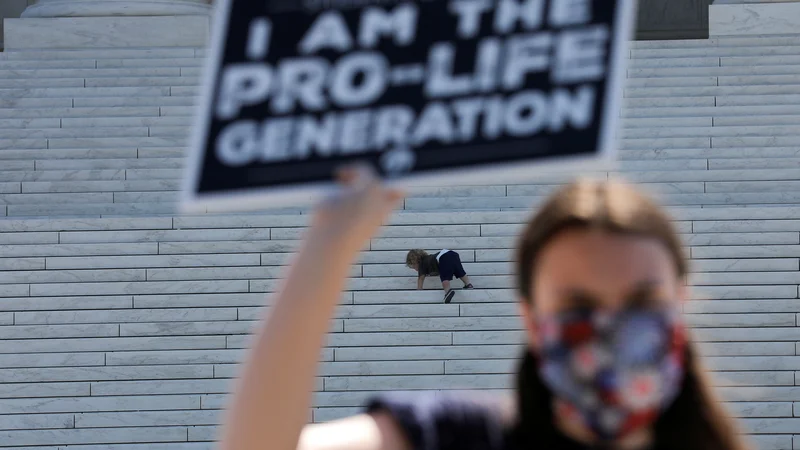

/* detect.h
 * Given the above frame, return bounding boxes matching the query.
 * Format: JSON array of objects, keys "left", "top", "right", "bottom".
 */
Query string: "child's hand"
[{"left": 309, "top": 165, "right": 404, "bottom": 257}]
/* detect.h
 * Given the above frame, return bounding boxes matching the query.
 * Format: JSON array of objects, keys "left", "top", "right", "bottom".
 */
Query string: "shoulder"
[{"left": 366, "top": 391, "right": 514, "bottom": 450}]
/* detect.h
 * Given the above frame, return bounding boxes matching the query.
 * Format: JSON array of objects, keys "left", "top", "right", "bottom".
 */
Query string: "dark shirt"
[
  {"left": 367, "top": 392, "right": 506, "bottom": 450},
  {"left": 367, "top": 392, "right": 607, "bottom": 450},
  {"left": 418, "top": 254, "right": 440, "bottom": 277}
]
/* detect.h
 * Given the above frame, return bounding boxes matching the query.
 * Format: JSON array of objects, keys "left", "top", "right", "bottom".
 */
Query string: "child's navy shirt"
[{"left": 418, "top": 254, "right": 440, "bottom": 277}]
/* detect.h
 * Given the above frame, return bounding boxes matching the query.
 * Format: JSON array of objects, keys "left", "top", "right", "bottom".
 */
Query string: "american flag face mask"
[{"left": 536, "top": 307, "right": 686, "bottom": 441}]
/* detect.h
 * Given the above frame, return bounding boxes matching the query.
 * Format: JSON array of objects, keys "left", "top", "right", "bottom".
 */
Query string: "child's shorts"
[{"left": 437, "top": 251, "right": 466, "bottom": 282}]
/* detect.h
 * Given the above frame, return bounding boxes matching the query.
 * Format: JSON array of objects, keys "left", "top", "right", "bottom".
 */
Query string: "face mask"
[{"left": 536, "top": 307, "right": 686, "bottom": 441}]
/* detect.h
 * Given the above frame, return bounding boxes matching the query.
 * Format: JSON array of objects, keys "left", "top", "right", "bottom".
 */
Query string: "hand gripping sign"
[{"left": 182, "top": 0, "right": 636, "bottom": 213}]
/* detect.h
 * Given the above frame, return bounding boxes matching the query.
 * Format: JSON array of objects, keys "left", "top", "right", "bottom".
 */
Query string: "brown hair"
[
  {"left": 511, "top": 180, "right": 749, "bottom": 450},
  {"left": 405, "top": 249, "right": 428, "bottom": 268}
]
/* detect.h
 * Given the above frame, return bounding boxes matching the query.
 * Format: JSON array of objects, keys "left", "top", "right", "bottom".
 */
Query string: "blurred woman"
[{"left": 219, "top": 167, "right": 749, "bottom": 450}]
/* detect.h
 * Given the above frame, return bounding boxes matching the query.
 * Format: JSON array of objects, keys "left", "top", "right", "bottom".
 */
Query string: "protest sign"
[{"left": 183, "top": 0, "right": 635, "bottom": 212}]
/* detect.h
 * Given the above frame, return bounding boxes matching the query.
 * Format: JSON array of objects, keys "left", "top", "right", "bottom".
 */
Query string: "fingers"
[
  {"left": 384, "top": 188, "right": 405, "bottom": 205},
  {"left": 335, "top": 163, "right": 376, "bottom": 189},
  {"left": 329, "top": 163, "right": 404, "bottom": 215}
]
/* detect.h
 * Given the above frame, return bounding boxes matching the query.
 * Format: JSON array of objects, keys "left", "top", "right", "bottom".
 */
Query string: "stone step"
[
  {"left": 0, "top": 78, "right": 85, "bottom": 88},
  {"left": 631, "top": 36, "right": 800, "bottom": 48},
  {"left": 0, "top": 67, "right": 181, "bottom": 79},
  {"left": 630, "top": 76, "right": 771, "bottom": 89},
  {"left": 0, "top": 127, "right": 150, "bottom": 139},
  {"left": 694, "top": 219, "right": 800, "bottom": 233},
  {"left": 623, "top": 104, "right": 800, "bottom": 117},
  {"left": 622, "top": 125, "right": 800, "bottom": 138},
  {"left": 122, "top": 169, "right": 184, "bottom": 180},
  {"left": 716, "top": 93, "right": 800, "bottom": 106},
  {"left": 36, "top": 159, "right": 181, "bottom": 170},
  {"left": 0, "top": 76, "right": 199, "bottom": 89},
  {"left": 55, "top": 228, "right": 273, "bottom": 244},
  {"left": 60, "top": 117, "right": 194, "bottom": 128},
  {"left": 92, "top": 58, "right": 205, "bottom": 69},
  {"left": 41, "top": 254, "right": 265, "bottom": 271},
  {"left": 722, "top": 55, "right": 800, "bottom": 67},
  {"left": 687, "top": 299, "right": 800, "bottom": 314},
  {"left": 48, "top": 137, "right": 184, "bottom": 149},
  {"left": 714, "top": 115, "right": 800, "bottom": 126},
  {"left": 84, "top": 77, "right": 200, "bottom": 88},
  {"left": 625, "top": 84, "right": 800, "bottom": 98},
  {"left": 625, "top": 96, "right": 715, "bottom": 108},
  {"left": 620, "top": 137, "right": 713, "bottom": 149},
  {"left": 0, "top": 148, "right": 139, "bottom": 161},
  {"left": 0, "top": 107, "right": 160, "bottom": 119},
  {"left": 158, "top": 106, "right": 198, "bottom": 116},
  {"left": 75, "top": 96, "right": 198, "bottom": 108},
  {"left": 619, "top": 147, "right": 800, "bottom": 160},
  {"left": 692, "top": 245, "right": 800, "bottom": 259},
  {"left": 17, "top": 180, "right": 181, "bottom": 193},
  {"left": 0, "top": 192, "right": 113, "bottom": 205},
  {"left": 628, "top": 56, "right": 719, "bottom": 68},
  {"left": 0, "top": 86, "right": 171, "bottom": 98},
  {"left": 632, "top": 45, "right": 800, "bottom": 59},
  {"left": 0, "top": 48, "right": 200, "bottom": 61},
  {"left": 0, "top": 59, "right": 98, "bottom": 70},
  {"left": 712, "top": 136, "right": 800, "bottom": 147},
  {"left": 0, "top": 392, "right": 194, "bottom": 414},
  {"left": 97, "top": 58, "right": 205, "bottom": 69},
  {"left": 167, "top": 86, "right": 198, "bottom": 97},
  {"left": 0, "top": 424, "right": 191, "bottom": 446},
  {"left": 709, "top": 157, "right": 800, "bottom": 169},
  {"left": 0, "top": 170, "right": 125, "bottom": 182},
  {"left": 0, "top": 118, "right": 61, "bottom": 129},
  {"left": 0, "top": 97, "right": 74, "bottom": 108},
  {"left": 718, "top": 75, "right": 800, "bottom": 86},
  {"left": 4, "top": 203, "right": 180, "bottom": 218},
  {"left": 0, "top": 183, "right": 19, "bottom": 194},
  {"left": 673, "top": 206, "right": 800, "bottom": 221},
  {"left": 628, "top": 64, "right": 800, "bottom": 78}
]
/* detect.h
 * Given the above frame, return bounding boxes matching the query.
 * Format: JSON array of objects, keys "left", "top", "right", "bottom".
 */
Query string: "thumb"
[
  {"left": 385, "top": 188, "right": 405, "bottom": 204},
  {"left": 376, "top": 188, "right": 405, "bottom": 219}
]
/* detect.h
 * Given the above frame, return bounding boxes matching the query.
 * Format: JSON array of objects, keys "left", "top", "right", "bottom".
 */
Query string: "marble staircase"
[
  {"left": 1, "top": 38, "right": 800, "bottom": 216},
  {"left": 0, "top": 35, "right": 800, "bottom": 449}
]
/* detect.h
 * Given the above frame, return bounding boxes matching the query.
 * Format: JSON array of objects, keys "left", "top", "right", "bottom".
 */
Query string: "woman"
[{"left": 219, "top": 167, "right": 750, "bottom": 450}]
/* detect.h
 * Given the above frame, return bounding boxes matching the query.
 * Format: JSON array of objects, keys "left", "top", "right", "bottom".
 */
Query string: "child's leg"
[
  {"left": 442, "top": 280, "right": 452, "bottom": 293},
  {"left": 438, "top": 252, "right": 458, "bottom": 303},
  {"left": 452, "top": 253, "right": 472, "bottom": 288},
  {"left": 439, "top": 254, "right": 455, "bottom": 292}
]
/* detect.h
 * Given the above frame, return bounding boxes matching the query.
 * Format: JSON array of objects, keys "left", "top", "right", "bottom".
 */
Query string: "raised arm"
[{"left": 219, "top": 167, "right": 406, "bottom": 450}]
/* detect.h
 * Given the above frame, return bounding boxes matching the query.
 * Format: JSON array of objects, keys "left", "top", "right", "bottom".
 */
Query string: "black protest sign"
[{"left": 183, "top": 0, "right": 635, "bottom": 211}]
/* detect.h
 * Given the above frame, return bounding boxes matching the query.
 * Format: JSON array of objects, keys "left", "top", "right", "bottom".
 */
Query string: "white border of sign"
[{"left": 181, "top": 0, "right": 637, "bottom": 214}]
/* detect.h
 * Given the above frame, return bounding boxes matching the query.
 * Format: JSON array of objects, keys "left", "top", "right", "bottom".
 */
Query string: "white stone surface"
[
  {"left": 711, "top": 2, "right": 800, "bottom": 36},
  {"left": 5, "top": 16, "right": 210, "bottom": 49},
  {"left": 21, "top": 0, "right": 211, "bottom": 18}
]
